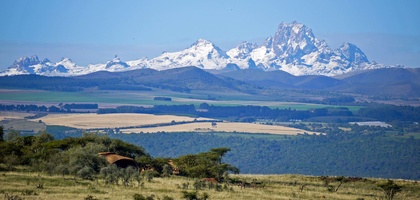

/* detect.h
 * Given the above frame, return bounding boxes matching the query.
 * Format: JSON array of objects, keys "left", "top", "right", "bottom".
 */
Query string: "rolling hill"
[{"left": 0, "top": 66, "right": 419, "bottom": 98}]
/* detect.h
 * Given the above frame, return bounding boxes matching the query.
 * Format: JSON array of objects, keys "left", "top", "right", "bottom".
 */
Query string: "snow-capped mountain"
[
  {"left": 227, "top": 42, "right": 258, "bottom": 69},
  {"left": 0, "top": 56, "right": 85, "bottom": 76},
  {"left": 0, "top": 21, "right": 390, "bottom": 77},
  {"left": 83, "top": 56, "right": 132, "bottom": 74},
  {"left": 246, "top": 21, "right": 382, "bottom": 75},
  {"left": 147, "top": 39, "right": 231, "bottom": 70}
]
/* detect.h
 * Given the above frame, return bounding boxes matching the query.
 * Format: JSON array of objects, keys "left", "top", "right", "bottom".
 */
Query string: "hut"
[{"left": 98, "top": 152, "right": 137, "bottom": 168}]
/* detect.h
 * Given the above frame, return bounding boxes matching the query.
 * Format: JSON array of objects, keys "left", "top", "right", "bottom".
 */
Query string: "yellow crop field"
[
  {"left": 123, "top": 122, "right": 312, "bottom": 135},
  {"left": 0, "top": 111, "right": 34, "bottom": 120},
  {"left": 28, "top": 113, "right": 315, "bottom": 135},
  {"left": 31, "top": 113, "right": 211, "bottom": 129}
]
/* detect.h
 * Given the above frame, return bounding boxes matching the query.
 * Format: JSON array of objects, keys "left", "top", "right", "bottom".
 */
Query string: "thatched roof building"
[{"left": 98, "top": 152, "right": 137, "bottom": 168}]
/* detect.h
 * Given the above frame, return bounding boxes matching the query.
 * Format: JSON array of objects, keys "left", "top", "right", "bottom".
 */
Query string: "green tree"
[
  {"left": 377, "top": 180, "right": 403, "bottom": 200},
  {"left": 161, "top": 164, "right": 173, "bottom": 177},
  {"left": 60, "top": 143, "right": 107, "bottom": 179},
  {"left": 121, "top": 166, "right": 139, "bottom": 186},
  {"left": 100, "top": 164, "right": 120, "bottom": 185},
  {"left": 4, "top": 152, "right": 20, "bottom": 170},
  {"left": 174, "top": 148, "right": 239, "bottom": 180}
]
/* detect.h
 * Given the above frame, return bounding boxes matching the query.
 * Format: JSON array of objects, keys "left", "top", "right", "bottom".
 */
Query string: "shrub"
[
  {"left": 133, "top": 194, "right": 155, "bottom": 200},
  {"left": 182, "top": 191, "right": 198, "bottom": 200},
  {"left": 133, "top": 194, "right": 146, "bottom": 200},
  {"left": 84, "top": 195, "right": 97, "bottom": 200},
  {"left": 377, "top": 180, "right": 403, "bottom": 200}
]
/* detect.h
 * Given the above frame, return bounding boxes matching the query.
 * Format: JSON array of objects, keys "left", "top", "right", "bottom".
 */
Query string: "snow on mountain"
[
  {"left": 227, "top": 42, "right": 258, "bottom": 69},
  {"left": 245, "top": 21, "right": 384, "bottom": 76},
  {"left": 84, "top": 56, "right": 132, "bottom": 74},
  {"left": 147, "top": 39, "right": 232, "bottom": 70},
  {"left": 0, "top": 56, "right": 85, "bottom": 76},
  {"left": 0, "top": 21, "right": 390, "bottom": 77}
]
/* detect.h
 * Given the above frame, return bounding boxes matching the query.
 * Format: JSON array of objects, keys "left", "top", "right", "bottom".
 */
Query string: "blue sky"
[{"left": 0, "top": 0, "right": 419, "bottom": 69}]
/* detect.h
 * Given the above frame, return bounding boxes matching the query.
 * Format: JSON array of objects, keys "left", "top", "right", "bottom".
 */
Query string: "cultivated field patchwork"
[
  {"left": 31, "top": 113, "right": 211, "bottom": 129},
  {"left": 30, "top": 113, "right": 314, "bottom": 135},
  {"left": 123, "top": 122, "right": 310, "bottom": 135}
]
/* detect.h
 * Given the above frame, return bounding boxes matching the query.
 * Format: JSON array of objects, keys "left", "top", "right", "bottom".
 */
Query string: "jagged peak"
[
  {"left": 227, "top": 41, "right": 257, "bottom": 60},
  {"left": 277, "top": 21, "right": 310, "bottom": 35},
  {"left": 339, "top": 42, "right": 359, "bottom": 50},
  {"left": 264, "top": 37, "right": 273, "bottom": 48},
  {"left": 272, "top": 21, "right": 320, "bottom": 57},
  {"left": 188, "top": 38, "right": 228, "bottom": 58},
  {"left": 192, "top": 38, "right": 214, "bottom": 47},
  {"left": 59, "top": 57, "right": 73, "bottom": 62},
  {"left": 337, "top": 42, "right": 369, "bottom": 63},
  {"left": 111, "top": 55, "right": 123, "bottom": 63},
  {"left": 236, "top": 41, "right": 258, "bottom": 49},
  {"left": 16, "top": 55, "right": 39, "bottom": 63}
]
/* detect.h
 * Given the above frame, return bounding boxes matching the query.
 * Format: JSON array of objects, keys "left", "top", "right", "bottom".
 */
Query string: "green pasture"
[{"left": 0, "top": 89, "right": 362, "bottom": 112}]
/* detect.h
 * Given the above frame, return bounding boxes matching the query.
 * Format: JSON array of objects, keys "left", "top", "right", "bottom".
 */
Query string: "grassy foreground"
[{"left": 1, "top": 171, "right": 419, "bottom": 200}]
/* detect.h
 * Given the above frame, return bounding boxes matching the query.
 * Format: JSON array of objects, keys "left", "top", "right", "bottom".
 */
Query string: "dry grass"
[
  {"left": 0, "top": 111, "right": 35, "bottom": 120},
  {"left": 1, "top": 171, "right": 419, "bottom": 200},
  {"left": 29, "top": 113, "right": 314, "bottom": 135},
  {"left": 123, "top": 122, "right": 312, "bottom": 135},
  {"left": 30, "top": 113, "right": 211, "bottom": 129}
]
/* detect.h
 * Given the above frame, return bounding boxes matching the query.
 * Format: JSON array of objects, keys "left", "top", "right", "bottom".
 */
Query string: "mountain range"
[
  {"left": 1, "top": 66, "right": 419, "bottom": 98},
  {"left": 0, "top": 21, "right": 399, "bottom": 77}
]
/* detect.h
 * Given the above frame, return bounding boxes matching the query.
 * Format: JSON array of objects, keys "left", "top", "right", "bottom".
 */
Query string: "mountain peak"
[
  {"left": 14, "top": 56, "right": 40, "bottom": 66},
  {"left": 237, "top": 41, "right": 258, "bottom": 50},
  {"left": 279, "top": 21, "right": 307, "bottom": 34},
  {"left": 337, "top": 42, "right": 370, "bottom": 64},
  {"left": 105, "top": 56, "right": 129, "bottom": 70},
  {"left": 111, "top": 55, "right": 122, "bottom": 63},
  {"left": 272, "top": 21, "right": 320, "bottom": 59},
  {"left": 192, "top": 39, "right": 214, "bottom": 47},
  {"left": 59, "top": 57, "right": 73, "bottom": 63}
]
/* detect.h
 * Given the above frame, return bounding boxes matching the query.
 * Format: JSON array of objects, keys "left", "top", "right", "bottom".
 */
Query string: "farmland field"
[
  {"left": 122, "top": 122, "right": 312, "bottom": 135},
  {"left": 0, "top": 111, "right": 34, "bottom": 120},
  {"left": 0, "top": 88, "right": 362, "bottom": 111},
  {"left": 30, "top": 113, "right": 211, "bottom": 129},
  {"left": 29, "top": 113, "right": 312, "bottom": 135}
]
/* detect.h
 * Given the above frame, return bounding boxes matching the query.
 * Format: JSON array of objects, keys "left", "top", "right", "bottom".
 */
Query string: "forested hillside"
[{"left": 109, "top": 131, "right": 419, "bottom": 180}]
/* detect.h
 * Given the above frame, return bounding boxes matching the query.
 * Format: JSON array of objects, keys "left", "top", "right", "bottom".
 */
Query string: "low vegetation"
[
  {"left": 1, "top": 171, "right": 419, "bottom": 200},
  {"left": 0, "top": 118, "right": 419, "bottom": 199}
]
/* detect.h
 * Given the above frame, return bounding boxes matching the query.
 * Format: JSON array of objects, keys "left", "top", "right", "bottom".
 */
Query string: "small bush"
[
  {"left": 4, "top": 193, "right": 23, "bottom": 200},
  {"left": 162, "top": 195, "right": 174, "bottom": 200},
  {"left": 36, "top": 182, "right": 44, "bottom": 189},
  {"left": 84, "top": 195, "right": 97, "bottom": 200},
  {"left": 182, "top": 191, "right": 198, "bottom": 200},
  {"left": 133, "top": 194, "right": 155, "bottom": 200},
  {"left": 201, "top": 192, "right": 210, "bottom": 200},
  {"left": 21, "top": 189, "right": 37, "bottom": 196},
  {"left": 133, "top": 194, "right": 146, "bottom": 200},
  {"left": 377, "top": 180, "right": 403, "bottom": 200},
  {"left": 182, "top": 191, "right": 209, "bottom": 200}
]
